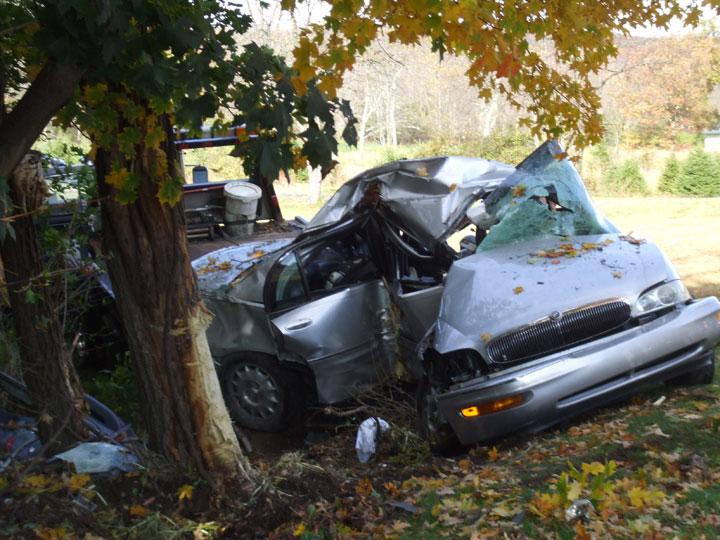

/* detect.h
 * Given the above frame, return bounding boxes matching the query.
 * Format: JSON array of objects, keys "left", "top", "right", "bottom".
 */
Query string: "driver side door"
[{"left": 264, "top": 232, "right": 396, "bottom": 404}]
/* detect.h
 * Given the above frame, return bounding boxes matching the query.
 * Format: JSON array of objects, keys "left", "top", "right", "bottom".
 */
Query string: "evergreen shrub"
[
  {"left": 676, "top": 148, "right": 720, "bottom": 196},
  {"left": 658, "top": 155, "right": 681, "bottom": 193},
  {"left": 602, "top": 158, "right": 650, "bottom": 195}
]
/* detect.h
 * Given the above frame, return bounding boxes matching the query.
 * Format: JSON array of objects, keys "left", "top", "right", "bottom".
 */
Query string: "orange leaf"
[
  {"left": 130, "top": 504, "right": 151, "bottom": 517},
  {"left": 513, "top": 286, "right": 524, "bottom": 294}
]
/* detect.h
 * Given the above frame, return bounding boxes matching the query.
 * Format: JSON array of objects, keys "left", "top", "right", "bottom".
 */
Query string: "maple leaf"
[
  {"left": 177, "top": 484, "right": 194, "bottom": 500},
  {"left": 553, "top": 152, "right": 569, "bottom": 161},
  {"left": 575, "top": 521, "right": 591, "bottom": 540},
  {"left": 511, "top": 184, "right": 526, "bottom": 198},
  {"left": 513, "top": 286, "right": 524, "bottom": 294},
  {"left": 582, "top": 462, "right": 605, "bottom": 476},
  {"left": 25, "top": 474, "right": 50, "bottom": 489},
  {"left": 481, "top": 332, "right": 492, "bottom": 343},
  {"left": 68, "top": 473, "right": 90, "bottom": 490},
  {"left": 567, "top": 480, "right": 583, "bottom": 501},
  {"left": 129, "top": 504, "right": 151, "bottom": 517},
  {"left": 488, "top": 446, "right": 499, "bottom": 461},
  {"left": 355, "top": 477, "right": 373, "bottom": 495},
  {"left": 627, "top": 486, "right": 647, "bottom": 507}
]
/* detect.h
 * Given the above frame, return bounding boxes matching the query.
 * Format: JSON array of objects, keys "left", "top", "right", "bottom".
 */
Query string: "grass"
[
  {"left": 595, "top": 197, "right": 720, "bottom": 300},
  {"left": 376, "top": 365, "right": 720, "bottom": 539}
]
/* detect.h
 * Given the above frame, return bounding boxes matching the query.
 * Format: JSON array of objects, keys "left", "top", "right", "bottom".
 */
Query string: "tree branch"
[{"left": 0, "top": 60, "right": 85, "bottom": 180}]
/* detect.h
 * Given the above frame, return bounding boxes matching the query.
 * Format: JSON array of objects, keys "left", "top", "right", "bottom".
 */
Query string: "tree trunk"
[
  {"left": 94, "top": 113, "right": 255, "bottom": 491},
  {"left": 307, "top": 166, "right": 322, "bottom": 204},
  {"left": 358, "top": 79, "right": 372, "bottom": 161},
  {"left": 0, "top": 153, "right": 88, "bottom": 453}
]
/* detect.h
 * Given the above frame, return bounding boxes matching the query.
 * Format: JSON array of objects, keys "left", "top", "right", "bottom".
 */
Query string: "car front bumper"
[{"left": 435, "top": 296, "right": 720, "bottom": 446}]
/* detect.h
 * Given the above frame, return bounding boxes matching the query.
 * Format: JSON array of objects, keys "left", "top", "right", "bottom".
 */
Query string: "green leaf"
[{"left": 156, "top": 176, "right": 183, "bottom": 206}]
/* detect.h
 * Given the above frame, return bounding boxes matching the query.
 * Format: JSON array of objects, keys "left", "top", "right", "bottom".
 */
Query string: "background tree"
[
  {"left": 0, "top": 1, "right": 89, "bottom": 450},
  {"left": 604, "top": 33, "right": 717, "bottom": 146},
  {"left": 286, "top": 0, "right": 709, "bottom": 150}
]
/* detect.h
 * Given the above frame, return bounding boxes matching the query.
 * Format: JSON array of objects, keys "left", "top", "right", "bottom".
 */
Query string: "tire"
[
  {"left": 219, "top": 354, "right": 302, "bottom": 432},
  {"left": 416, "top": 375, "right": 460, "bottom": 454},
  {"left": 666, "top": 355, "right": 716, "bottom": 387}
]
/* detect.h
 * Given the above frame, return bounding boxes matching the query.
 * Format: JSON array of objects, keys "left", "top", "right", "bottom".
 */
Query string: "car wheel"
[
  {"left": 219, "top": 354, "right": 301, "bottom": 432},
  {"left": 666, "top": 357, "right": 716, "bottom": 387},
  {"left": 416, "top": 375, "right": 460, "bottom": 454}
]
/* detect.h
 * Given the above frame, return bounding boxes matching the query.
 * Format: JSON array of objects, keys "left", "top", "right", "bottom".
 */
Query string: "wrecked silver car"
[{"left": 195, "top": 141, "right": 720, "bottom": 446}]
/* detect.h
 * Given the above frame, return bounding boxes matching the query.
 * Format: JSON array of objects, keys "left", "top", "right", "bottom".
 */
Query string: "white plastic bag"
[{"left": 355, "top": 417, "right": 390, "bottom": 463}]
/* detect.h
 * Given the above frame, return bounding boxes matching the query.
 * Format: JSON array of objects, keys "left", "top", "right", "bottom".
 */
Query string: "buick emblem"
[{"left": 549, "top": 311, "right": 562, "bottom": 321}]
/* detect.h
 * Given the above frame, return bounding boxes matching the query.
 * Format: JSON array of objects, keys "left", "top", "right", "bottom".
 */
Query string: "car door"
[{"left": 264, "top": 230, "right": 397, "bottom": 404}]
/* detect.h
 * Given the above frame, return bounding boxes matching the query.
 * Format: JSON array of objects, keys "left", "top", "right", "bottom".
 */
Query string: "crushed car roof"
[{"left": 307, "top": 155, "right": 515, "bottom": 248}]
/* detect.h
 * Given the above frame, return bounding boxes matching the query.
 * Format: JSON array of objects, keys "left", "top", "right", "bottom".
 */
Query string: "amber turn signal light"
[{"left": 461, "top": 394, "right": 525, "bottom": 418}]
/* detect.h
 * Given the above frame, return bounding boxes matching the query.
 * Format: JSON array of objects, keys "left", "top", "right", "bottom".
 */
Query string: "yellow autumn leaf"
[
  {"left": 627, "top": 486, "right": 646, "bottom": 507},
  {"left": 105, "top": 167, "right": 130, "bottom": 188},
  {"left": 567, "top": 480, "right": 583, "bottom": 501},
  {"left": 481, "top": 332, "right": 492, "bottom": 343},
  {"left": 292, "top": 523, "right": 306, "bottom": 536},
  {"left": 513, "top": 286, "right": 524, "bottom": 294},
  {"left": 177, "top": 484, "right": 194, "bottom": 500},
  {"left": 581, "top": 462, "right": 605, "bottom": 476},
  {"left": 488, "top": 446, "right": 499, "bottom": 461},
  {"left": 612, "top": 271, "right": 623, "bottom": 279},
  {"left": 251, "top": 250, "right": 265, "bottom": 259},
  {"left": 511, "top": 184, "right": 526, "bottom": 197},
  {"left": 68, "top": 473, "right": 91, "bottom": 490},
  {"left": 416, "top": 167, "right": 428, "bottom": 176},
  {"left": 491, "top": 503, "right": 512, "bottom": 517},
  {"left": 34, "top": 526, "right": 70, "bottom": 540},
  {"left": 25, "top": 474, "right": 50, "bottom": 489}
]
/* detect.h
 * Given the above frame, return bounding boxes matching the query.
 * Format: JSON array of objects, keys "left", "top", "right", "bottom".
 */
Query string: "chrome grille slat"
[{"left": 487, "top": 301, "right": 631, "bottom": 365}]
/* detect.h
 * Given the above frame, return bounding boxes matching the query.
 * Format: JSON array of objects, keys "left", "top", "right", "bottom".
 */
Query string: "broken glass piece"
[{"left": 478, "top": 141, "right": 618, "bottom": 252}]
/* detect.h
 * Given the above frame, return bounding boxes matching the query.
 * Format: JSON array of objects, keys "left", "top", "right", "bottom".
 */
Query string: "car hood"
[
  {"left": 306, "top": 155, "right": 515, "bottom": 249},
  {"left": 433, "top": 233, "right": 680, "bottom": 356},
  {"left": 194, "top": 237, "right": 293, "bottom": 301}
]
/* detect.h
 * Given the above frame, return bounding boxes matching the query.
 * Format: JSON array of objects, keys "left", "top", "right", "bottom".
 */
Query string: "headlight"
[{"left": 634, "top": 280, "right": 690, "bottom": 315}]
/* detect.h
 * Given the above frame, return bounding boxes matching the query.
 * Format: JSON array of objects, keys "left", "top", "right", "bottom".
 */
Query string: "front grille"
[{"left": 486, "top": 300, "right": 631, "bottom": 366}]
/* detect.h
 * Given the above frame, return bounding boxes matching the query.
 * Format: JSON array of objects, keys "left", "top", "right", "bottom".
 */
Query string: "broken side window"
[{"left": 477, "top": 141, "right": 618, "bottom": 252}]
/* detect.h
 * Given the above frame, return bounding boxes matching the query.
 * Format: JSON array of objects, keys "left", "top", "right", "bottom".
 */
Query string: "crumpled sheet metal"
[
  {"left": 272, "top": 281, "right": 398, "bottom": 403},
  {"left": 308, "top": 156, "right": 514, "bottom": 249},
  {"left": 203, "top": 295, "right": 277, "bottom": 358},
  {"left": 434, "top": 233, "right": 673, "bottom": 355},
  {"left": 193, "top": 237, "right": 293, "bottom": 297}
]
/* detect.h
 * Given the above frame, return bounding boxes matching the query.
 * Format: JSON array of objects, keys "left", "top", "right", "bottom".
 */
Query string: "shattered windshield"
[{"left": 477, "top": 140, "right": 618, "bottom": 252}]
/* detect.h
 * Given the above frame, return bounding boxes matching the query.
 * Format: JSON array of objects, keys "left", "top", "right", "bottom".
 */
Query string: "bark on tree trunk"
[
  {"left": 0, "top": 154, "right": 89, "bottom": 453},
  {"left": 94, "top": 113, "right": 255, "bottom": 491},
  {"left": 307, "top": 166, "right": 322, "bottom": 204}
]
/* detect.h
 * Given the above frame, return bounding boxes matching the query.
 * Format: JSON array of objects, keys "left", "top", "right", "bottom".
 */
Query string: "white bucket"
[{"left": 224, "top": 181, "right": 262, "bottom": 237}]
